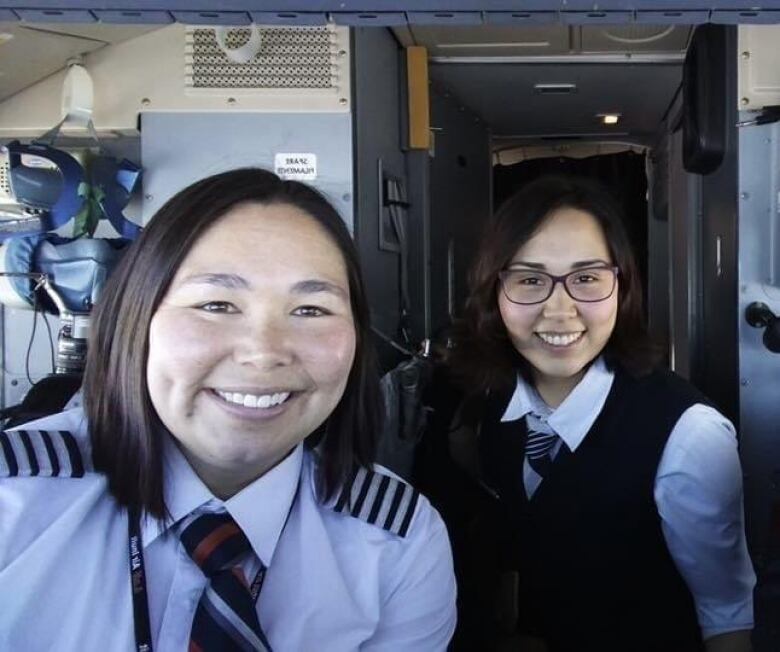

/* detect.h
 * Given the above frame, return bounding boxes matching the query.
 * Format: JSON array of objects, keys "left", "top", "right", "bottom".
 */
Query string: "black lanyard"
[
  {"left": 127, "top": 485, "right": 298, "bottom": 652},
  {"left": 128, "top": 507, "right": 153, "bottom": 652}
]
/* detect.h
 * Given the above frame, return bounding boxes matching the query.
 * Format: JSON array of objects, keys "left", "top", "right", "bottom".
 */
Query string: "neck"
[
  {"left": 533, "top": 370, "right": 585, "bottom": 408},
  {"left": 180, "top": 446, "right": 296, "bottom": 500}
]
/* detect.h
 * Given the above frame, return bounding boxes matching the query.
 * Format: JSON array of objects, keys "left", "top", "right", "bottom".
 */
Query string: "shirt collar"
[
  {"left": 500, "top": 357, "right": 615, "bottom": 452},
  {"left": 142, "top": 438, "right": 303, "bottom": 568}
]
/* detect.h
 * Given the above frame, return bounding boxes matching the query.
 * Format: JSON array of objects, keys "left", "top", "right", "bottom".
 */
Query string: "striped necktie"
[
  {"left": 524, "top": 412, "right": 560, "bottom": 479},
  {"left": 180, "top": 512, "right": 272, "bottom": 652}
]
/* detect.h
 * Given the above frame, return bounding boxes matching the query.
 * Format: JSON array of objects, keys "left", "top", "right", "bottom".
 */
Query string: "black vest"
[{"left": 480, "top": 367, "right": 708, "bottom": 652}]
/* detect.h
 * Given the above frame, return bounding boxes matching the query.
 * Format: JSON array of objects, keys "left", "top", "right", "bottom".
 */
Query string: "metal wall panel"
[
  {"left": 428, "top": 86, "right": 491, "bottom": 335},
  {"left": 140, "top": 112, "right": 353, "bottom": 227},
  {"left": 737, "top": 121, "right": 780, "bottom": 599},
  {"left": 351, "top": 27, "right": 412, "bottom": 364},
  {"left": 738, "top": 25, "right": 780, "bottom": 111}
]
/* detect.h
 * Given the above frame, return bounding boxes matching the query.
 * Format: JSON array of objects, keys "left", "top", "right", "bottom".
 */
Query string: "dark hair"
[
  {"left": 448, "top": 175, "right": 659, "bottom": 396},
  {"left": 84, "top": 168, "right": 380, "bottom": 520}
]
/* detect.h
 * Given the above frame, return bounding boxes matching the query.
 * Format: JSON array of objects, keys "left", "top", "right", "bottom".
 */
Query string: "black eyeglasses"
[{"left": 498, "top": 266, "right": 619, "bottom": 305}]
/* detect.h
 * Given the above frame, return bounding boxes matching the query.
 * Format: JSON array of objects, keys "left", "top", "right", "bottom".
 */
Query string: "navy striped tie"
[
  {"left": 180, "top": 513, "right": 272, "bottom": 652},
  {"left": 524, "top": 413, "right": 559, "bottom": 479}
]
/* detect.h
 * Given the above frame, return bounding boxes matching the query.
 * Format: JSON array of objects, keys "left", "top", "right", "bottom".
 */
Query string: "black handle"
[{"left": 745, "top": 302, "right": 780, "bottom": 354}]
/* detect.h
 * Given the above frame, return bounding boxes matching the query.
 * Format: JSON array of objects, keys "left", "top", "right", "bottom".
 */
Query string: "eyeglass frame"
[{"left": 498, "top": 265, "right": 620, "bottom": 305}]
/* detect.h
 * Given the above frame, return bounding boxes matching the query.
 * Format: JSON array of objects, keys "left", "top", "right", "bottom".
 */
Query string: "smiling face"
[
  {"left": 498, "top": 206, "right": 618, "bottom": 406},
  {"left": 146, "top": 202, "right": 356, "bottom": 497}
]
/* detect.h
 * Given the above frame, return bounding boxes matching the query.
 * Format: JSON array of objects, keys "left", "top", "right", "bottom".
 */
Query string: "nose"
[
  {"left": 233, "top": 316, "right": 295, "bottom": 369},
  {"left": 542, "top": 281, "right": 578, "bottom": 318}
]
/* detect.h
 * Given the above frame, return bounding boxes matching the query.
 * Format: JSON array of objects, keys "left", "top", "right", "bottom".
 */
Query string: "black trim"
[
  {"left": 334, "top": 466, "right": 358, "bottom": 513},
  {"left": 61, "top": 430, "right": 85, "bottom": 477},
  {"left": 39, "top": 430, "right": 61, "bottom": 477},
  {"left": 397, "top": 489, "right": 420, "bottom": 538},
  {"left": 17, "top": 430, "right": 40, "bottom": 476},
  {"left": 382, "top": 481, "right": 406, "bottom": 531},
  {"left": 0, "top": 432, "right": 19, "bottom": 476},
  {"left": 350, "top": 469, "right": 374, "bottom": 517},
  {"left": 367, "top": 475, "right": 391, "bottom": 525}
]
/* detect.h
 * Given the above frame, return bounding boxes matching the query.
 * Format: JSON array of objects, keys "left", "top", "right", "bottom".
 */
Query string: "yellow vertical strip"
[{"left": 407, "top": 46, "right": 430, "bottom": 150}]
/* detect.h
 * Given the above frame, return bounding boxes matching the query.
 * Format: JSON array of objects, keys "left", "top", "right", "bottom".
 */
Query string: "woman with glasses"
[{"left": 445, "top": 176, "right": 754, "bottom": 652}]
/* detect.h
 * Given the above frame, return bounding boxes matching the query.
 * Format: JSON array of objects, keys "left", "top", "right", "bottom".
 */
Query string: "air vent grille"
[
  {"left": 186, "top": 26, "right": 338, "bottom": 90},
  {"left": 0, "top": 153, "right": 11, "bottom": 201}
]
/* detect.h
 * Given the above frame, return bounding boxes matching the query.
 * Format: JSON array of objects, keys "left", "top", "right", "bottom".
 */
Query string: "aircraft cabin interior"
[{"left": 0, "top": 2, "right": 779, "bottom": 649}]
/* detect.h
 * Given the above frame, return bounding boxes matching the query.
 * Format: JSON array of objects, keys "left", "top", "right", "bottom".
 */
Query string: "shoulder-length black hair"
[
  {"left": 448, "top": 175, "right": 660, "bottom": 396},
  {"left": 84, "top": 168, "right": 380, "bottom": 520}
]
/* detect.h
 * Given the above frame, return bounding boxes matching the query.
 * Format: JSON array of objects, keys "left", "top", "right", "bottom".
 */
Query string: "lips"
[
  {"left": 212, "top": 389, "right": 293, "bottom": 410},
  {"left": 535, "top": 331, "right": 584, "bottom": 347}
]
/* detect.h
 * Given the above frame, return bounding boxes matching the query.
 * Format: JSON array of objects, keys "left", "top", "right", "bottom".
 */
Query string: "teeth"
[
  {"left": 216, "top": 390, "right": 291, "bottom": 409},
  {"left": 537, "top": 332, "right": 583, "bottom": 347}
]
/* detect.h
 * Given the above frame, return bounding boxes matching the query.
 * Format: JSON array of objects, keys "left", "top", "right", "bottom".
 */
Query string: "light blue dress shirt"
[
  {"left": 0, "top": 407, "right": 457, "bottom": 651},
  {"left": 500, "top": 357, "right": 756, "bottom": 639}
]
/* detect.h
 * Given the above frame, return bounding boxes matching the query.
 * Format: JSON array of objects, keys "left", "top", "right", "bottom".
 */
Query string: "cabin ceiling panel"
[
  {"left": 430, "top": 62, "right": 681, "bottom": 142},
  {"left": 0, "top": 22, "right": 159, "bottom": 102},
  {"left": 403, "top": 22, "right": 691, "bottom": 57},
  {"left": 1, "top": 3, "right": 780, "bottom": 25},
  {"left": 405, "top": 25, "right": 571, "bottom": 57},
  {"left": 580, "top": 23, "right": 691, "bottom": 51}
]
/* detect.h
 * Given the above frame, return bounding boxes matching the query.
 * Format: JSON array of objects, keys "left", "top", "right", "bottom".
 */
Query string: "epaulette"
[
  {"left": 0, "top": 429, "right": 91, "bottom": 478},
  {"left": 332, "top": 466, "right": 420, "bottom": 538}
]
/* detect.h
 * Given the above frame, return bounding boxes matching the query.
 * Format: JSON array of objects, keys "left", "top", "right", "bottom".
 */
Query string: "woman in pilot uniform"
[
  {"left": 446, "top": 176, "right": 755, "bottom": 652},
  {"left": 0, "top": 168, "right": 456, "bottom": 651}
]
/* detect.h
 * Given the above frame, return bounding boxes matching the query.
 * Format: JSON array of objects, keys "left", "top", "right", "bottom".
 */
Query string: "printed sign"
[{"left": 274, "top": 153, "right": 317, "bottom": 181}]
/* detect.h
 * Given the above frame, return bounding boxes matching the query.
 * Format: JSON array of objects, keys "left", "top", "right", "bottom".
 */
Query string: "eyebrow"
[
  {"left": 291, "top": 279, "right": 348, "bottom": 300},
  {"left": 180, "top": 273, "right": 250, "bottom": 289},
  {"left": 179, "top": 273, "right": 348, "bottom": 299},
  {"left": 507, "top": 259, "right": 611, "bottom": 270}
]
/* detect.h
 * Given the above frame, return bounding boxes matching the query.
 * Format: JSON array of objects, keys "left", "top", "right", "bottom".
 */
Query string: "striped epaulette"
[
  {"left": 0, "top": 429, "right": 91, "bottom": 478},
  {"left": 331, "top": 466, "right": 420, "bottom": 538}
]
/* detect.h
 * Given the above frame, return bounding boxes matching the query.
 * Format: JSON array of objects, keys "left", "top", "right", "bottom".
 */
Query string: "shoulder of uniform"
[
  {"left": 0, "top": 428, "right": 93, "bottom": 479},
  {"left": 329, "top": 465, "right": 421, "bottom": 538}
]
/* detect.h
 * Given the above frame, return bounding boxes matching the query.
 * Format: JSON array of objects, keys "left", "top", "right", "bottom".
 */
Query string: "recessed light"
[
  {"left": 534, "top": 83, "right": 577, "bottom": 95},
  {"left": 598, "top": 113, "right": 621, "bottom": 125}
]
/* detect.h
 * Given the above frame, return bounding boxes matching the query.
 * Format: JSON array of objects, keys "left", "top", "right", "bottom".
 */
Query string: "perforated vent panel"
[
  {"left": 186, "top": 27, "right": 338, "bottom": 90},
  {"left": 0, "top": 154, "right": 11, "bottom": 201}
]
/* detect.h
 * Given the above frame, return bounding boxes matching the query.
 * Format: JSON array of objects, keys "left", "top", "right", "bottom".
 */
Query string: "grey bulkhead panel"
[
  {"left": 141, "top": 112, "right": 353, "bottom": 229},
  {"left": 738, "top": 121, "right": 780, "bottom": 570}
]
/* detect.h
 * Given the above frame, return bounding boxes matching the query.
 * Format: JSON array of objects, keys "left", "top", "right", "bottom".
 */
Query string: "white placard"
[{"left": 274, "top": 153, "right": 317, "bottom": 181}]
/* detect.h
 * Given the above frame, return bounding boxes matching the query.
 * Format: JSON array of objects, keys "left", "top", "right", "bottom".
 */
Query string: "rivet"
[
  {"left": 339, "top": 97, "right": 348, "bottom": 106},
  {"left": 741, "top": 97, "right": 750, "bottom": 106},
  {"left": 141, "top": 98, "right": 151, "bottom": 107},
  {"left": 741, "top": 51, "right": 750, "bottom": 59},
  {"left": 227, "top": 97, "right": 236, "bottom": 105}
]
